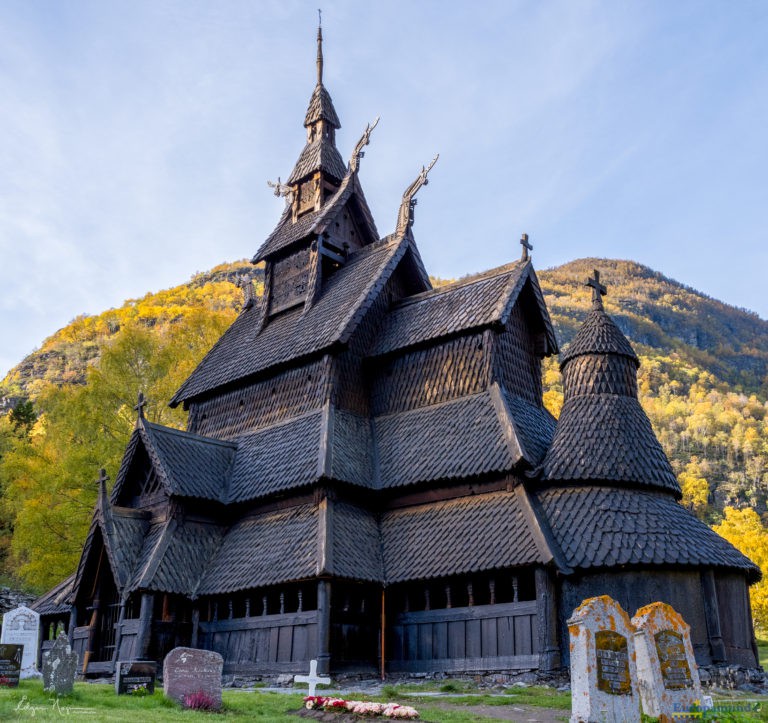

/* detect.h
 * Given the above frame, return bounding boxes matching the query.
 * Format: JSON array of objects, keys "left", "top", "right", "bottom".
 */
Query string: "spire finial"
[
  {"left": 316, "top": 10, "right": 323, "bottom": 85},
  {"left": 520, "top": 233, "right": 533, "bottom": 261},
  {"left": 97, "top": 468, "right": 109, "bottom": 493},
  {"left": 586, "top": 269, "right": 607, "bottom": 310}
]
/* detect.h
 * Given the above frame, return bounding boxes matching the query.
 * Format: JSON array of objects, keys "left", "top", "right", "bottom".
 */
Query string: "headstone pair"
[{"left": 569, "top": 596, "right": 702, "bottom": 723}]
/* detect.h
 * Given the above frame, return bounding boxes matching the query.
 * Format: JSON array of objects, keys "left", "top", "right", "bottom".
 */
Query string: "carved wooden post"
[
  {"left": 135, "top": 592, "right": 154, "bottom": 660},
  {"left": 317, "top": 579, "right": 332, "bottom": 675},
  {"left": 535, "top": 567, "right": 560, "bottom": 671},
  {"left": 701, "top": 570, "right": 726, "bottom": 663}
]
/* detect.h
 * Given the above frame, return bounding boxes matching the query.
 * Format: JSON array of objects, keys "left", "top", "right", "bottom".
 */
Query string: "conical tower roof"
[{"left": 539, "top": 270, "right": 680, "bottom": 496}]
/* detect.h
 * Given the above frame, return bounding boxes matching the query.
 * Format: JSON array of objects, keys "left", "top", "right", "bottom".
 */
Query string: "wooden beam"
[
  {"left": 316, "top": 580, "right": 332, "bottom": 675},
  {"left": 535, "top": 567, "right": 560, "bottom": 672},
  {"left": 134, "top": 593, "right": 154, "bottom": 661},
  {"left": 701, "top": 570, "right": 726, "bottom": 664}
]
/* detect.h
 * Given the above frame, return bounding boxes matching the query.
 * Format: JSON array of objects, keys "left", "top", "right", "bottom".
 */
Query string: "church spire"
[{"left": 316, "top": 12, "right": 324, "bottom": 85}]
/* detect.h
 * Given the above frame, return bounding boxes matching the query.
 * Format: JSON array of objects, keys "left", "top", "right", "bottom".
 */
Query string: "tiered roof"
[
  {"left": 533, "top": 270, "right": 759, "bottom": 579},
  {"left": 538, "top": 271, "right": 679, "bottom": 494}
]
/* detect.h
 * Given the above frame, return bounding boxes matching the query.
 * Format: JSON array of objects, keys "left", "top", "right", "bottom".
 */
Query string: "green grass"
[
  {"left": 757, "top": 638, "right": 768, "bottom": 670},
  {"left": 0, "top": 680, "right": 307, "bottom": 721}
]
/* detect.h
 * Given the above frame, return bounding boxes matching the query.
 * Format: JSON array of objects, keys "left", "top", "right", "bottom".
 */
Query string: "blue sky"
[{"left": 1, "top": 0, "right": 767, "bottom": 379}]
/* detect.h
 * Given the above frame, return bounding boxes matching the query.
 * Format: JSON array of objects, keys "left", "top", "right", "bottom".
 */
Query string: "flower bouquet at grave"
[{"left": 304, "top": 696, "right": 419, "bottom": 719}]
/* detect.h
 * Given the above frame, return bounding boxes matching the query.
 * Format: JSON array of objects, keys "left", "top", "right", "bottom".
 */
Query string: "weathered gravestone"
[
  {"left": 163, "top": 647, "right": 223, "bottom": 709},
  {"left": 0, "top": 644, "right": 22, "bottom": 687},
  {"left": 0, "top": 604, "right": 40, "bottom": 678},
  {"left": 632, "top": 602, "right": 702, "bottom": 719},
  {"left": 115, "top": 660, "right": 156, "bottom": 695},
  {"left": 42, "top": 632, "right": 78, "bottom": 695},
  {"left": 568, "top": 595, "right": 640, "bottom": 723}
]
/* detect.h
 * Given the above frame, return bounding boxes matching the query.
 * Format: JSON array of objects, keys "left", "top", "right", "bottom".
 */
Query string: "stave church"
[{"left": 34, "top": 25, "right": 759, "bottom": 677}]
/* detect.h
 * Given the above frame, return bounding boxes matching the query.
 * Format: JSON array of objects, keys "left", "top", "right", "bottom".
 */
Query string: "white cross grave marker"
[{"left": 294, "top": 659, "right": 330, "bottom": 697}]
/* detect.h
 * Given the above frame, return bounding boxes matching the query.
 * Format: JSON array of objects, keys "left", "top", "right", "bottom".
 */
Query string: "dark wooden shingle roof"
[
  {"left": 197, "top": 504, "right": 318, "bottom": 595},
  {"left": 172, "top": 235, "right": 408, "bottom": 405},
  {"left": 536, "top": 486, "right": 760, "bottom": 581},
  {"left": 561, "top": 308, "right": 638, "bottom": 366},
  {"left": 374, "top": 390, "right": 521, "bottom": 488},
  {"left": 286, "top": 138, "right": 346, "bottom": 185},
  {"left": 381, "top": 491, "right": 551, "bottom": 583},
  {"left": 540, "top": 394, "right": 679, "bottom": 493},
  {"left": 371, "top": 261, "right": 556, "bottom": 357}
]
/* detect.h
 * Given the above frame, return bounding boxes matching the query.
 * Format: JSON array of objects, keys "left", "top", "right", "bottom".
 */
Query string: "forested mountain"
[{"left": 1, "top": 257, "right": 767, "bottom": 596}]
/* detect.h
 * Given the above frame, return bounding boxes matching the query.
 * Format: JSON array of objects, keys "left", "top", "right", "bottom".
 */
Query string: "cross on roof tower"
[
  {"left": 134, "top": 391, "right": 147, "bottom": 420},
  {"left": 586, "top": 269, "right": 607, "bottom": 310},
  {"left": 520, "top": 233, "right": 533, "bottom": 261}
]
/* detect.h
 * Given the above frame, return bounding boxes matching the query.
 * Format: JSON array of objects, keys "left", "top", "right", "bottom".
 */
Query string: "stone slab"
[
  {"left": 115, "top": 660, "right": 156, "bottom": 695},
  {"left": 632, "top": 602, "right": 702, "bottom": 719},
  {"left": 0, "top": 605, "right": 40, "bottom": 678},
  {"left": 163, "top": 647, "right": 223, "bottom": 709},
  {"left": 568, "top": 595, "right": 640, "bottom": 723},
  {"left": 42, "top": 632, "right": 78, "bottom": 695},
  {"left": 0, "top": 644, "right": 23, "bottom": 688}
]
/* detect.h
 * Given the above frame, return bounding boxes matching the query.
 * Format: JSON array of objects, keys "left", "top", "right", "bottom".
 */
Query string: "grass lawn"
[
  {"left": 0, "top": 679, "right": 568, "bottom": 722},
  {"left": 758, "top": 638, "right": 768, "bottom": 670},
  {"left": 4, "top": 678, "right": 768, "bottom": 721}
]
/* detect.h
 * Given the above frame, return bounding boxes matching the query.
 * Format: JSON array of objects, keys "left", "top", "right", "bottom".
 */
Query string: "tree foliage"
[{"left": 0, "top": 309, "right": 233, "bottom": 590}]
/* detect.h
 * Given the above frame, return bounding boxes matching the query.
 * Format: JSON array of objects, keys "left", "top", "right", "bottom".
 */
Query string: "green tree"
[{"left": 0, "top": 309, "right": 233, "bottom": 589}]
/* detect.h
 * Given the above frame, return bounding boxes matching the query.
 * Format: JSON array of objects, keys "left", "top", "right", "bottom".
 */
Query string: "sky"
[{"left": 1, "top": 0, "right": 767, "bottom": 379}]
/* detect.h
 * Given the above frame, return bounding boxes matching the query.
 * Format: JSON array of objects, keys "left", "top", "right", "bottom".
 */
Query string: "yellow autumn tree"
[
  {"left": 713, "top": 507, "right": 768, "bottom": 632},
  {"left": 678, "top": 458, "right": 710, "bottom": 519}
]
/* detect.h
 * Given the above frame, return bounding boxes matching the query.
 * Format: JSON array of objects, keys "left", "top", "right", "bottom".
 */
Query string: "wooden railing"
[
  {"left": 199, "top": 610, "right": 319, "bottom": 674},
  {"left": 388, "top": 600, "right": 538, "bottom": 673}
]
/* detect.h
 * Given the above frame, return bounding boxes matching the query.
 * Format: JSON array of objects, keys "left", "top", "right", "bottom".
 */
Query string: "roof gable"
[
  {"left": 370, "top": 261, "right": 558, "bottom": 357},
  {"left": 111, "top": 421, "right": 236, "bottom": 504}
]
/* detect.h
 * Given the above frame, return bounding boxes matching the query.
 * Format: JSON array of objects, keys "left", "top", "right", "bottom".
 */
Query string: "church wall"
[
  {"left": 187, "top": 358, "right": 332, "bottom": 439},
  {"left": 492, "top": 301, "right": 543, "bottom": 406},
  {"left": 559, "top": 570, "right": 755, "bottom": 667},
  {"left": 561, "top": 354, "right": 638, "bottom": 399},
  {"left": 715, "top": 572, "right": 758, "bottom": 668},
  {"left": 370, "top": 332, "right": 490, "bottom": 417}
]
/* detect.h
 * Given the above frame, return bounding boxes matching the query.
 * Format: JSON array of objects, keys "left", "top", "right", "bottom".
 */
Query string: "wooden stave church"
[{"left": 33, "top": 27, "right": 759, "bottom": 677}]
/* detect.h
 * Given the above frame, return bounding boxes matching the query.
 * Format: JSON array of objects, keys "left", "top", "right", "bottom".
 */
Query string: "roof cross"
[
  {"left": 520, "top": 233, "right": 533, "bottom": 261},
  {"left": 586, "top": 269, "right": 607, "bottom": 310},
  {"left": 134, "top": 391, "right": 147, "bottom": 420},
  {"left": 97, "top": 468, "right": 109, "bottom": 488}
]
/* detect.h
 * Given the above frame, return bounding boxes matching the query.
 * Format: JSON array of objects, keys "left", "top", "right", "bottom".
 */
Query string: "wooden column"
[
  {"left": 535, "top": 567, "right": 560, "bottom": 671},
  {"left": 67, "top": 605, "right": 77, "bottom": 645},
  {"left": 134, "top": 593, "right": 154, "bottom": 661},
  {"left": 111, "top": 602, "right": 126, "bottom": 666},
  {"left": 701, "top": 570, "right": 726, "bottom": 663},
  {"left": 316, "top": 579, "right": 332, "bottom": 675},
  {"left": 190, "top": 607, "right": 200, "bottom": 649}
]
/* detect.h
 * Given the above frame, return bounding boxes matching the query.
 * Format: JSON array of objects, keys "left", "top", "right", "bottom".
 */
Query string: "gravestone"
[
  {"left": 0, "top": 644, "right": 23, "bottom": 687},
  {"left": 0, "top": 604, "right": 40, "bottom": 678},
  {"left": 632, "top": 602, "right": 702, "bottom": 719},
  {"left": 115, "top": 660, "right": 156, "bottom": 695},
  {"left": 568, "top": 595, "right": 640, "bottom": 723},
  {"left": 42, "top": 632, "right": 78, "bottom": 695},
  {"left": 163, "top": 647, "right": 223, "bottom": 709}
]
